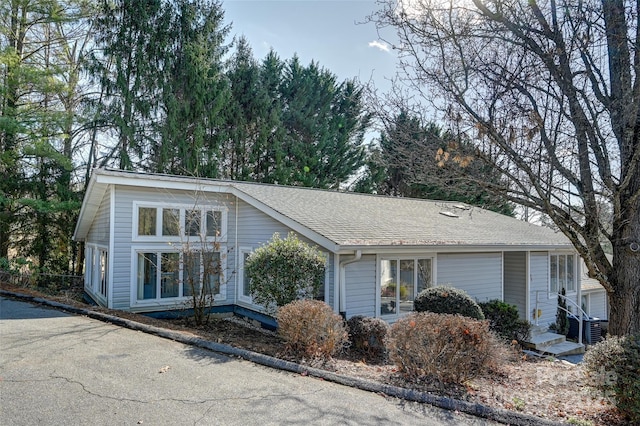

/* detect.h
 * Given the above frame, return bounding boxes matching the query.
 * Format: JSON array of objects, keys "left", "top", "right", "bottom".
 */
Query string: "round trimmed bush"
[
  {"left": 414, "top": 285, "right": 485, "bottom": 320},
  {"left": 347, "top": 315, "right": 389, "bottom": 361},
  {"left": 276, "top": 299, "right": 348, "bottom": 360},
  {"left": 245, "top": 232, "right": 325, "bottom": 314},
  {"left": 478, "top": 299, "right": 531, "bottom": 342}
]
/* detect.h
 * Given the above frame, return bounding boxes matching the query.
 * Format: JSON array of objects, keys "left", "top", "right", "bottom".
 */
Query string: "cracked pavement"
[{"left": 0, "top": 297, "right": 497, "bottom": 425}]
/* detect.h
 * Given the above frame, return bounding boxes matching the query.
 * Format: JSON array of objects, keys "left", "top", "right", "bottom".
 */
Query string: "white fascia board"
[
  {"left": 94, "top": 172, "right": 231, "bottom": 194},
  {"left": 229, "top": 187, "right": 340, "bottom": 253},
  {"left": 337, "top": 244, "right": 574, "bottom": 255},
  {"left": 73, "top": 175, "right": 106, "bottom": 241}
]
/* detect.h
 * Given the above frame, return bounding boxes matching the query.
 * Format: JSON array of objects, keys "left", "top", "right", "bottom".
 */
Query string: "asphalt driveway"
[{"left": 0, "top": 297, "right": 498, "bottom": 425}]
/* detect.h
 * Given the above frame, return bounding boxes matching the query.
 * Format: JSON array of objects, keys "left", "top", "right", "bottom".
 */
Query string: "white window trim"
[
  {"left": 548, "top": 252, "right": 577, "bottom": 299},
  {"left": 98, "top": 248, "right": 108, "bottom": 299},
  {"left": 376, "top": 254, "right": 435, "bottom": 320},
  {"left": 237, "top": 247, "right": 254, "bottom": 304},
  {"left": 84, "top": 245, "right": 93, "bottom": 292},
  {"left": 130, "top": 245, "right": 228, "bottom": 307},
  {"left": 132, "top": 201, "right": 228, "bottom": 243},
  {"left": 85, "top": 243, "right": 108, "bottom": 305},
  {"left": 581, "top": 293, "right": 590, "bottom": 317}
]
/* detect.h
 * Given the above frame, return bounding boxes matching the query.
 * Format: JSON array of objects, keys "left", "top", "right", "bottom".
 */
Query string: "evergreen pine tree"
[
  {"left": 356, "top": 109, "right": 513, "bottom": 215},
  {"left": 87, "top": 0, "right": 171, "bottom": 170},
  {"left": 152, "top": 0, "right": 230, "bottom": 177}
]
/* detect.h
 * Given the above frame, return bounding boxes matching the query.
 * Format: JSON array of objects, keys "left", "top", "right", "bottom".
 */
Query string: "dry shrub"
[
  {"left": 386, "top": 312, "right": 507, "bottom": 384},
  {"left": 584, "top": 334, "right": 640, "bottom": 423},
  {"left": 347, "top": 315, "right": 389, "bottom": 362},
  {"left": 276, "top": 300, "right": 348, "bottom": 360}
]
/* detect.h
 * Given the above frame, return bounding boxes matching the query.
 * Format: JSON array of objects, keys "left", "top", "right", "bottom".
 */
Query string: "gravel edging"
[{"left": 1, "top": 290, "right": 564, "bottom": 426}]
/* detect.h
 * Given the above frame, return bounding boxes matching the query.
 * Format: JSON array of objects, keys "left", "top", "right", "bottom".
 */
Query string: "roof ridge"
[{"left": 100, "top": 167, "right": 471, "bottom": 208}]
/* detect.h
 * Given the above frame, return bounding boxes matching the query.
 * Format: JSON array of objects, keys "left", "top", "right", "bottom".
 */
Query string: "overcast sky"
[{"left": 222, "top": 0, "right": 399, "bottom": 91}]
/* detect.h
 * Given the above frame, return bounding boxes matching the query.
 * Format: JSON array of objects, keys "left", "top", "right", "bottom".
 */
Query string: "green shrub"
[
  {"left": 583, "top": 334, "right": 640, "bottom": 422},
  {"left": 245, "top": 232, "right": 325, "bottom": 314},
  {"left": 276, "top": 300, "right": 348, "bottom": 360},
  {"left": 478, "top": 300, "right": 531, "bottom": 342},
  {"left": 414, "top": 285, "right": 485, "bottom": 320},
  {"left": 385, "top": 312, "right": 505, "bottom": 384},
  {"left": 347, "top": 315, "right": 389, "bottom": 362}
]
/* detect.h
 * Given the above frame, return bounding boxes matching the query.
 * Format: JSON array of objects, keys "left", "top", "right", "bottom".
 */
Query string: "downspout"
[
  {"left": 235, "top": 195, "right": 239, "bottom": 304},
  {"left": 576, "top": 254, "right": 582, "bottom": 317},
  {"left": 525, "top": 251, "right": 531, "bottom": 325},
  {"left": 338, "top": 250, "right": 362, "bottom": 318}
]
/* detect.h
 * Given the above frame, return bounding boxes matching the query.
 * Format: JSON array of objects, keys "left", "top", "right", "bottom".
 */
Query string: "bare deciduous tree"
[{"left": 372, "top": 0, "right": 640, "bottom": 335}]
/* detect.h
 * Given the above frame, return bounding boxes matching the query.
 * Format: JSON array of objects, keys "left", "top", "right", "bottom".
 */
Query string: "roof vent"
[{"left": 439, "top": 211, "right": 459, "bottom": 218}]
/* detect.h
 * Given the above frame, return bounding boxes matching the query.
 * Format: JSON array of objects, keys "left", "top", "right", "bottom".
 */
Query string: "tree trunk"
[
  {"left": 609, "top": 198, "right": 640, "bottom": 335},
  {"left": 608, "top": 260, "right": 640, "bottom": 336}
]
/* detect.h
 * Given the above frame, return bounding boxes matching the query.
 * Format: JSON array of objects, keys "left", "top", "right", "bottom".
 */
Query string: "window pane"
[
  {"left": 138, "top": 208, "right": 156, "bottom": 236},
  {"left": 566, "top": 255, "right": 575, "bottom": 291},
  {"left": 243, "top": 252, "right": 251, "bottom": 297},
  {"left": 99, "top": 251, "right": 108, "bottom": 298},
  {"left": 203, "top": 251, "right": 221, "bottom": 295},
  {"left": 161, "top": 253, "right": 180, "bottom": 298},
  {"left": 185, "top": 210, "right": 200, "bottom": 237},
  {"left": 399, "top": 259, "right": 415, "bottom": 314},
  {"left": 380, "top": 260, "right": 397, "bottom": 315},
  {"left": 206, "top": 210, "right": 222, "bottom": 237},
  {"left": 137, "top": 253, "right": 157, "bottom": 300},
  {"left": 550, "top": 255, "right": 558, "bottom": 293},
  {"left": 183, "top": 252, "right": 201, "bottom": 296},
  {"left": 162, "top": 209, "right": 179, "bottom": 236},
  {"left": 85, "top": 247, "right": 93, "bottom": 287},
  {"left": 559, "top": 255, "right": 566, "bottom": 292},
  {"left": 417, "top": 259, "right": 432, "bottom": 294}
]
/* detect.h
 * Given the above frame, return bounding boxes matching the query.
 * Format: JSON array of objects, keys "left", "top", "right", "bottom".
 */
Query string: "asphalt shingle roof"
[
  {"left": 230, "top": 181, "right": 571, "bottom": 248},
  {"left": 77, "top": 169, "right": 571, "bottom": 249}
]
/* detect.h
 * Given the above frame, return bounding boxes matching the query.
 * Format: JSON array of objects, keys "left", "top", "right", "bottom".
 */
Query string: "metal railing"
[{"left": 533, "top": 290, "right": 589, "bottom": 345}]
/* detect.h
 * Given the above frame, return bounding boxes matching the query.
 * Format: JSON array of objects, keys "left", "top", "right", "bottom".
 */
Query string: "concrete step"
[
  {"left": 527, "top": 331, "right": 567, "bottom": 350},
  {"left": 540, "top": 341, "right": 585, "bottom": 357},
  {"left": 530, "top": 325, "right": 548, "bottom": 335}
]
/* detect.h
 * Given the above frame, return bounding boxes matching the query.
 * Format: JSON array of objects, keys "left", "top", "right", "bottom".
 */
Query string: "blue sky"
[{"left": 222, "top": 0, "right": 398, "bottom": 91}]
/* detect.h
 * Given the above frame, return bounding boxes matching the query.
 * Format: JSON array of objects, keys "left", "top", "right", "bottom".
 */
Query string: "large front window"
[
  {"left": 380, "top": 257, "right": 432, "bottom": 316},
  {"left": 136, "top": 250, "right": 222, "bottom": 301},
  {"left": 134, "top": 203, "right": 227, "bottom": 241},
  {"left": 550, "top": 253, "right": 575, "bottom": 293}
]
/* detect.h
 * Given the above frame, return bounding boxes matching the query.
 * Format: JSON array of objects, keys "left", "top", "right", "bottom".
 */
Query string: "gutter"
[{"left": 338, "top": 250, "right": 362, "bottom": 317}]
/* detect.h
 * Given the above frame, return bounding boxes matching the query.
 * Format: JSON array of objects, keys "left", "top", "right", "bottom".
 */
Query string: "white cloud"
[{"left": 368, "top": 40, "right": 390, "bottom": 52}]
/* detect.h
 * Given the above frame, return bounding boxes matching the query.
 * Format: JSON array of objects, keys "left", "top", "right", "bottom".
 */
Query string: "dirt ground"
[{"left": 0, "top": 283, "right": 625, "bottom": 426}]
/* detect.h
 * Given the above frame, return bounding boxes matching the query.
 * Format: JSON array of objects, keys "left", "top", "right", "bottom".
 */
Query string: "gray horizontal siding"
[
  {"left": 112, "top": 186, "right": 237, "bottom": 310},
  {"left": 345, "top": 255, "right": 377, "bottom": 318},
  {"left": 503, "top": 252, "right": 527, "bottom": 319},
  {"left": 86, "top": 187, "right": 110, "bottom": 247},
  {"left": 235, "top": 199, "right": 335, "bottom": 308},
  {"left": 587, "top": 290, "right": 608, "bottom": 320},
  {"left": 436, "top": 252, "right": 502, "bottom": 303}
]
